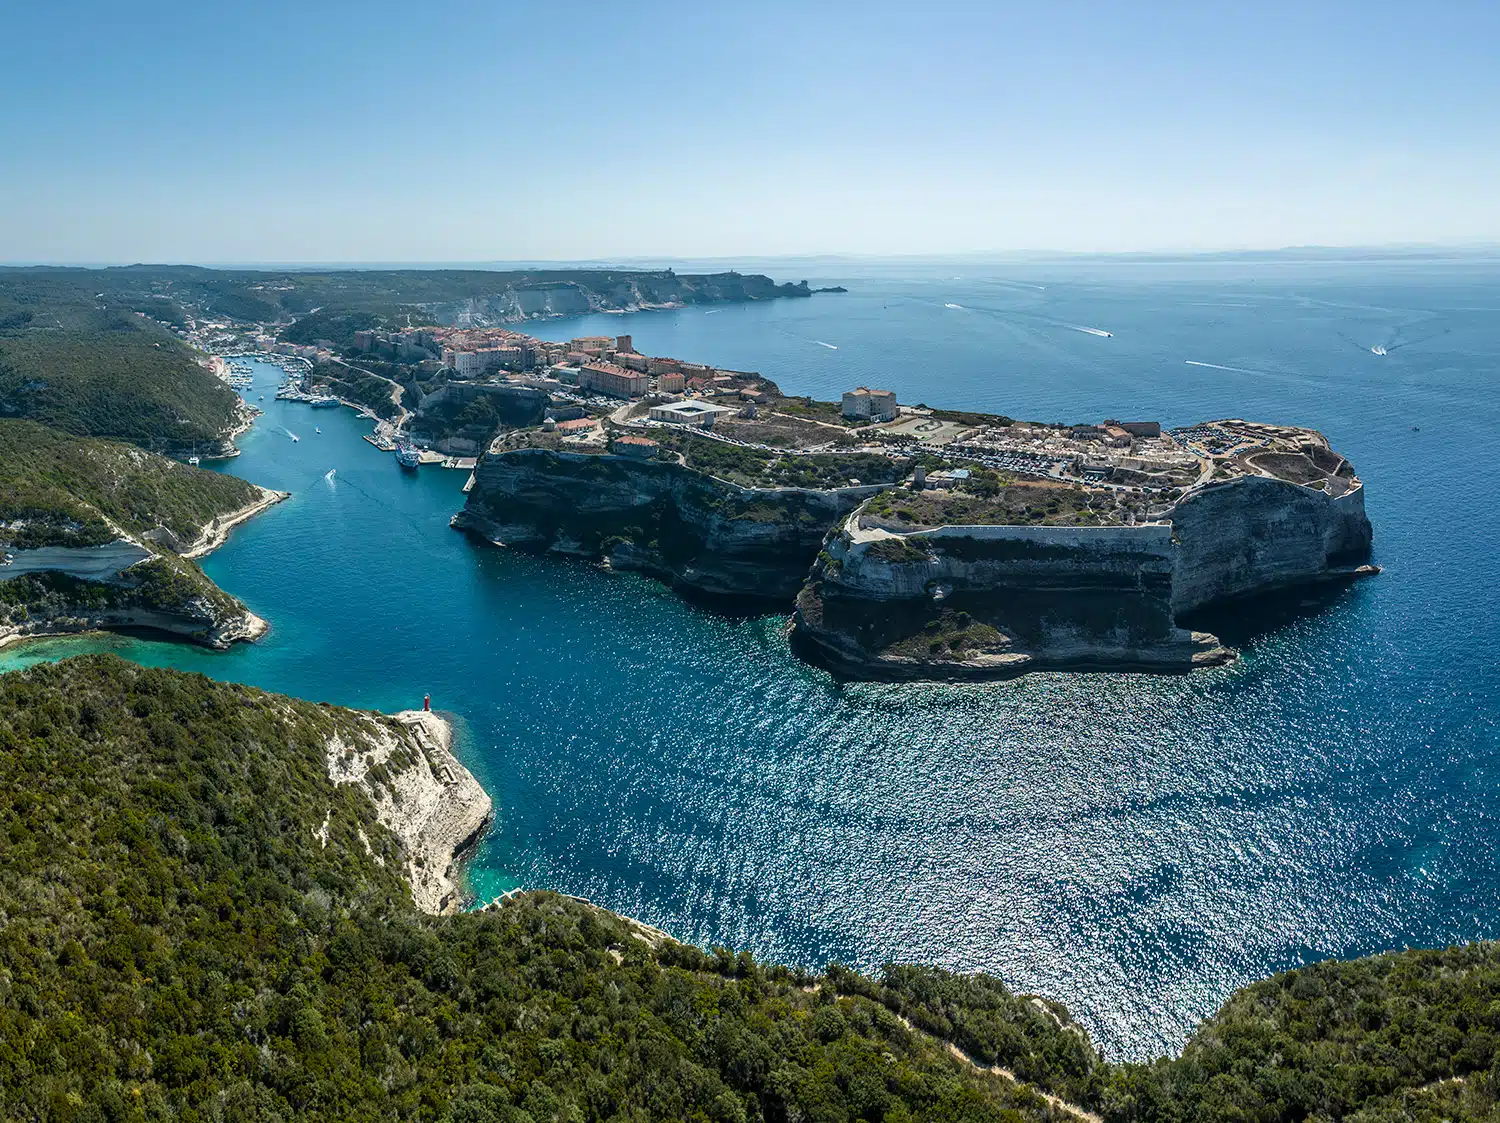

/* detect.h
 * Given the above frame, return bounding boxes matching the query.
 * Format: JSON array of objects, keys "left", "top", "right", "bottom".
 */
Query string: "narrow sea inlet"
[{"left": 4, "top": 258, "right": 1498, "bottom": 1060}]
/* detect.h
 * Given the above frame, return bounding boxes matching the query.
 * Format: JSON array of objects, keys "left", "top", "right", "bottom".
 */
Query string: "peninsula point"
[{"left": 445, "top": 333, "right": 1374, "bottom": 677}]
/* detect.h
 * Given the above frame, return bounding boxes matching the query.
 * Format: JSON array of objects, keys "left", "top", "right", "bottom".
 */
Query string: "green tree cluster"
[
  {"left": 7, "top": 658, "right": 1500, "bottom": 1120},
  {"left": 0, "top": 656, "right": 1076, "bottom": 1123},
  {"left": 0, "top": 331, "right": 240, "bottom": 448},
  {"left": 0, "top": 419, "right": 261, "bottom": 549}
]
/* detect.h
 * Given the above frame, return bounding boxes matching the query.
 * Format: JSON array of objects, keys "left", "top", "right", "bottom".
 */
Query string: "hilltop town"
[
  {"left": 415, "top": 329, "right": 1375, "bottom": 678},
  {"left": 339, "top": 325, "right": 1357, "bottom": 520}
]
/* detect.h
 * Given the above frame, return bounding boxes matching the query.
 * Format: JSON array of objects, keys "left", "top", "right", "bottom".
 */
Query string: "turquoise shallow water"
[{"left": 4, "top": 256, "right": 1499, "bottom": 1059}]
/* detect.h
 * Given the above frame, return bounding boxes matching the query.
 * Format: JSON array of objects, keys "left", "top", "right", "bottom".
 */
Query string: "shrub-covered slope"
[
  {"left": 1102, "top": 945, "right": 1500, "bottom": 1123},
  {"left": 0, "top": 327, "right": 242, "bottom": 450},
  {"left": 0, "top": 656, "right": 1078, "bottom": 1123},
  {"left": 0, "top": 420, "right": 270, "bottom": 646},
  {"left": 5, "top": 658, "right": 1500, "bottom": 1122},
  {"left": 0, "top": 418, "right": 262, "bottom": 549}
]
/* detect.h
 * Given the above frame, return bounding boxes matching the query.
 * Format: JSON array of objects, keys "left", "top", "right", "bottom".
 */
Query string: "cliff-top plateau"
[{"left": 454, "top": 363, "right": 1374, "bottom": 679}]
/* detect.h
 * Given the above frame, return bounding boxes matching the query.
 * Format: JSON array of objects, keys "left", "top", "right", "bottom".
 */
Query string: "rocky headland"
[
  {"left": 0, "top": 579, "right": 269, "bottom": 653},
  {"left": 793, "top": 467, "right": 1371, "bottom": 679},
  {"left": 458, "top": 405, "right": 1374, "bottom": 678},
  {"left": 0, "top": 420, "right": 285, "bottom": 652},
  {"left": 323, "top": 707, "right": 493, "bottom": 914}
]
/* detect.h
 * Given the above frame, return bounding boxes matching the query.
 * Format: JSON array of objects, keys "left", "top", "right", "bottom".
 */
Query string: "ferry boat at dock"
[
  {"left": 309, "top": 396, "right": 341, "bottom": 409},
  {"left": 395, "top": 444, "right": 421, "bottom": 470}
]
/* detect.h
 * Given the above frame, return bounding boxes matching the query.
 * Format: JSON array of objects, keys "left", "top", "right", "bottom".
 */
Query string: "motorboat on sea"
[
  {"left": 395, "top": 444, "right": 421, "bottom": 470},
  {"left": 188, "top": 455, "right": 201, "bottom": 466},
  {"left": 315, "top": 427, "right": 321, "bottom": 434}
]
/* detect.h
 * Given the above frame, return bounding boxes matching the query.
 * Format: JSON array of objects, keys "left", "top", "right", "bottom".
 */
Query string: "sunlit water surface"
[{"left": 5, "top": 256, "right": 1498, "bottom": 1059}]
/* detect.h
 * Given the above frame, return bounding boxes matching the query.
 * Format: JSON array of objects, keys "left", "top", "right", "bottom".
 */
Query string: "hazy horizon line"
[{"left": 5, "top": 241, "right": 1499, "bottom": 272}]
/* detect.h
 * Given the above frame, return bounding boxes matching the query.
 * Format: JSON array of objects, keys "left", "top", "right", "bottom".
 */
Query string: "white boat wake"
[
  {"left": 1370, "top": 345, "right": 1387, "bottom": 356},
  {"left": 944, "top": 303, "right": 964, "bottom": 310},
  {"left": 811, "top": 340, "right": 838, "bottom": 349},
  {"left": 1185, "top": 360, "right": 1265, "bottom": 376},
  {"left": 1069, "top": 325, "right": 1113, "bottom": 338}
]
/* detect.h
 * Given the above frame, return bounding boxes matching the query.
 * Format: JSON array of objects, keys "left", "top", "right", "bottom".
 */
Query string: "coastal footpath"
[{"left": 5, "top": 655, "right": 1500, "bottom": 1122}]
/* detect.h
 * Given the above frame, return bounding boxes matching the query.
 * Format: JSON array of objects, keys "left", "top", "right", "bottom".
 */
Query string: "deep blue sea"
[{"left": 5, "top": 255, "right": 1498, "bottom": 1060}]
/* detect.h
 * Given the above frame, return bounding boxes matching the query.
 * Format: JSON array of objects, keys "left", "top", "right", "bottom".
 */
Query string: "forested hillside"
[
  {"left": 5, "top": 656, "right": 1500, "bottom": 1121},
  {"left": 0, "top": 264, "right": 811, "bottom": 342},
  {"left": 1104, "top": 945, "right": 1500, "bottom": 1122},
  {"left": 0, "top": 422, "right": 268, "bottom": 646},
  {"left": 0, "top": 419, "right": 261, "bottom": 549},
  {"left": 0, "top": 656, "right": 1077, "bottom": 1123},
  {"left": 0, "top": 311, "right": 240, "bottom": 449}
]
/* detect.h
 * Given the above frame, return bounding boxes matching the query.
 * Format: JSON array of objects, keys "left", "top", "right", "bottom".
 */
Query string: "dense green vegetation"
[
  {"left": 281, "top": 309, "right": 393, "bottom": 350},
  {"left": 198, "top": 282, "right": 282, "bottom": 324},
  {"left": 1103, "top": 944, "right": 1500, "bottom": 1122},
  {"left": 7, "top": 657, "right": 1500, "bottom": 1119},
  {"left": 658, "top": 431, "right": 778, "bottom": 485},
  {"left": 0, "top": 420, "right": 260, "bottom": 634},
  {"left": 770, "top": 453, "right": 907, "bottom": 490},
  {"left": 0, "top": 327, "right": 240, "bottom": 449},
  {"left": 0, "top": 656, "right": 1076, "bottom": 1123},
  {"left": 651, "top": 432, "right": 908, "bottom": 490},
  {"left": 0, "top": 266, "right": 807, "bottom": 334},
  {"left": 0, "top": 556, "right": 237, "bottom": 627},
  {"left": 0, "top": 419, "right": 261, "bottom": 549},
  {"left": 304, "top": 363, "right": 402, "bottom": 421}
]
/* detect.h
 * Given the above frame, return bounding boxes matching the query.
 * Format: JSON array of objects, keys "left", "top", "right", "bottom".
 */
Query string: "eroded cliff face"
[
  {"left": 1169, "top": 474, "right": 1373, "bottom": 613},
  {"left": 323, "top": 710, "right": 492, "bottom": 915},
  {"left": 792, "top": 476, "right": 1373, "bottom": 679},
  {"left": 454, "top": 438, "right": 1374, "bottom": 679},
  {"left": 0, "top": 588, "right": 266, "bottom": 652},
  {"left": 793, "top": 521, "right": 1229, "bottom": 679},
  {"left": 453, "top": 448, "right": 872, "bottom": 600},
  {"left": 2, "top": 529, "right": 277, "bottom": 652}
]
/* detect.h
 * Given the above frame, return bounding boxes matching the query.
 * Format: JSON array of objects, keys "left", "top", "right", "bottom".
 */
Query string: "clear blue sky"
[{"left": 2, "top": 0, "right": 1496, "bottom": 263}]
